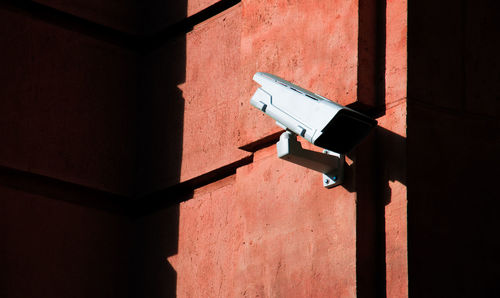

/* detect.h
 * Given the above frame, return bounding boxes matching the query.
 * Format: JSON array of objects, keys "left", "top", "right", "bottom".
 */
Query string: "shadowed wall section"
[
  {"left": 0, "top": 0, "right": 436, "bottom": 297},
  {"left": 0, "top": 0, "right": 187, "bottom": 296},
  {"left": 408, "top": 0, "right": 500, "bottom": 296}
]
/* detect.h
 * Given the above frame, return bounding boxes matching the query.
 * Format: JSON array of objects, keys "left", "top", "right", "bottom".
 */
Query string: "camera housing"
[
  {"left": 250, "top": 72, "right": 377, "bottom": 154},
  {"left": 250, "top": 72, "right": 377, "bottom": 188}
]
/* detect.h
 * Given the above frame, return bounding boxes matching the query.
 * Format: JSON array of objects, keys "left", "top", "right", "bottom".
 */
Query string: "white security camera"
[{"left": 250, "top": 72, "right": 377, "bottom": 188}]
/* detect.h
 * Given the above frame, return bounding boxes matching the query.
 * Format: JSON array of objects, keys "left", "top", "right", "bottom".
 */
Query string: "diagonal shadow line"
[
  {"left": 141, "top": 0, "right": 241, "bottom": 51},
  {"left": 0, "top": 155, "right": 253, "bottom": 217},
  {"left": 0, "top": 0, "right": 140, "bottom": 49},
  {"left": 0, "top": 0, "right": 241, "bottom": 52}
]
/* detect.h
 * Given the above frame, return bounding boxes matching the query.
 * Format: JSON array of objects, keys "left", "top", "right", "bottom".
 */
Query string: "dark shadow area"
[
  {"left": 342, "top": 125, "right": 406, "bottom": 298},
  {"left": 0, "top": 185, "right": 132, "bottom": 298},
  {"left": 354, "top": 0, "right": 389, "bottom": 297},
  {"left": 130, "top": 1, "right": 188, "bottom": 297},
  {"left": 0, "top": 0, "right": 245, "bottom": 296},
  {"left": 0, "top": 0, "right": 139, "bottom": 49},
  {"left": 0, "top": 0, "right": 192, "bottom": 296},
  {"left": 357, "top": 0, "right": 386, "bottom": 111},
  {"left": 342, "top": 128, "right": 407, "bottom": 197},
  {"left": 0, "top": 165, "right": 129, "bottom": 214},
  {"left": 130, "top": 202, "right": 182, "bottom": 298},
  {"left": 408, "top": 1, "right": 500, "bottom": 297}
]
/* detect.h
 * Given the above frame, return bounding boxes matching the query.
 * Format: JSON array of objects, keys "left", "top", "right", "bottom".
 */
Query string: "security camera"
[
  {"left": 250, "top": 72, "right": 377, "bottom": 154},
  {"left": 250, "top": 72, "right": 377, "bottom": 188}
]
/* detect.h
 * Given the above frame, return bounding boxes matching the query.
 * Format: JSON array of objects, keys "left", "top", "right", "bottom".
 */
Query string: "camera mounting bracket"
[{"left": 276, "top": 131, "right": 344, "bottom": 188}]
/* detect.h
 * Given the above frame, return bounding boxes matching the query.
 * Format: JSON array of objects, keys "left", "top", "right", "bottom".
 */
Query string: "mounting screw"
[{"left": 324, "top": 178, "right": 330, "bottom": 184}]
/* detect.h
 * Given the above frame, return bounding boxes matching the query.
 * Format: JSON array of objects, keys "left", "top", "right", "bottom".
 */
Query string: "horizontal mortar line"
[
  {"left": 0, "top": 0, "right": 139, "bottom": 50},
  {"left": 409, "top": 98, "right": 498, "bottom": 121},
  {"left": 132, "top": 154, "right": 253, "bottom": 216},
  {"left": 0, "top": 154, "right": 254, "bottom": 216},
  {"left": 0, "top": 164, "right": 130, "bottom": 215},
  {"left": 0, "top": 0, "right": 241, "bottom": 52}
]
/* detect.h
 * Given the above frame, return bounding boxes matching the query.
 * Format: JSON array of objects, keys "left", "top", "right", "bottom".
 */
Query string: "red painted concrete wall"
[
  {"left": 238, "top": 0, "right": 359, "bottom": 145},
  {"left": 3, "top": 0, "right": 500, "bottom": 296},
  {"left": 157, "top": 0, "right": 408, "bottom": 296},
  {"left": 169, "top": 147, "right": 357, "bottom": 297},
  {"left": 23, "top": 0, "right": 500, "bottom": 297},
  {"left": 384, "top": 0, "right": 407, "bottom": 296}
]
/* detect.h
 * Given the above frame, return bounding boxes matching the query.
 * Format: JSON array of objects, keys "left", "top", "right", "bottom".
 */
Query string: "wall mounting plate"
[
  {"left": 322, "top": 149, "right": 344, "bottom": 188},
  {"left": 277, "top": 131, "right": 344, "bottom": 188}
]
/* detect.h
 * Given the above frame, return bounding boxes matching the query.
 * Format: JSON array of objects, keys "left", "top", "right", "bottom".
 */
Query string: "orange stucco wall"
[
  {"left": 150, "top": 0, "right": 408, "bottom": 296},
  {"left": 0, "top": 0, "right": 409, "bottom": 296},
  {"left": 4, "top": 0, "right": 499, "bottom": 297}
]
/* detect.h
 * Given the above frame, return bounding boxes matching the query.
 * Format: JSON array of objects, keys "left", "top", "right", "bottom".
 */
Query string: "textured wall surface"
[
  {"left": 170, "top": 145, "right": 356, "bottom": 297},
  {"left": 0, "top": 0, "right": 425, "bottom": 297},
  {"left": 179, "top": 5, "right": 250, "bottom": 183},
  {"left": 165, "top": 0, "right": 409, "bottom": 296},
  {"left": 4, "top": 0, "right": 499, "bottom": 296},
  {"left": 384, "top": 0, "right": 407, "bottom": 297},
  {"left": 238, "top": 0, "right": 359, "bottom": 146}
]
